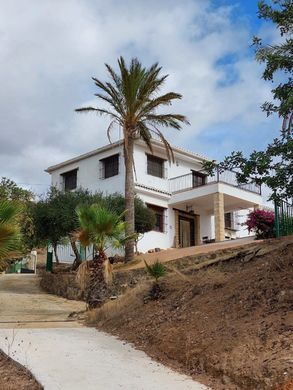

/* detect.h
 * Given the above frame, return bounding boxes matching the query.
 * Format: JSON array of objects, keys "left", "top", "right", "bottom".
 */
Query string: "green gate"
[{"left": 274, "top": 199, "right": 293, "bottom": 237}]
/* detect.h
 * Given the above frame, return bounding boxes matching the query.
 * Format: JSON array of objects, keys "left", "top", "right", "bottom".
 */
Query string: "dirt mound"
[
  {"left": 0, "top": 350, "right": 43, "bottom": 390},
  {"left": 93, "top": 237, "right": 293, "bottom": 389}
]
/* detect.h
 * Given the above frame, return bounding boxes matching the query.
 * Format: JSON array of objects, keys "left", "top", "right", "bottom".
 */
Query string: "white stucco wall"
[
  {"left": 136, "top": 191, "right": 174, "bottom": 252},
  {"left": 133, "top": 141, "right": 205, "bottom": 194},
  {"left": 50, "top": 144, "right": 125, "bottom": 195},
  {"left": 47, "top": 139, "right": 264, "bottom": 253}
]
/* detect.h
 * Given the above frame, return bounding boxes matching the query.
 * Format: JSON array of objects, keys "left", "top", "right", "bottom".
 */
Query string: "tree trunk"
[
  {"left": 124, "top": 137, "right": 135, "bottom": 263},
  {"left": 70, "top": 238, "right": 82, "bottom": 270},
  {"left": 86, "top": 251, "right": 109, "bottom": 309},
  {"left": 53, "top": 243, "right": 59, "bottom": 264}
]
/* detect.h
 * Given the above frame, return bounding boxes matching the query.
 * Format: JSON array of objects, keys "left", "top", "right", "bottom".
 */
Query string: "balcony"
[{"left": 169, "top": 170, "right": 261, "bottom": 195}]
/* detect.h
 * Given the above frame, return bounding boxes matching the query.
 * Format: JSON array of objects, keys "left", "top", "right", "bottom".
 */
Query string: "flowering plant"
[{"left": 244, "top": 209, "right": 275, "bottom": 239}]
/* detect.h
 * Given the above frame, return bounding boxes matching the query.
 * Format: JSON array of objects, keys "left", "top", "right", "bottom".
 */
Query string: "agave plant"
[{"left": 0, "top": 201, "right": 21, "bottom": 270}]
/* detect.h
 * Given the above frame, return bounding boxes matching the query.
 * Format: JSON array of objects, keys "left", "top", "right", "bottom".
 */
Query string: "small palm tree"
[
  {"left": 144, "top": 260, "right": 167, "bottom": 284},
  {"left": 0, "top": 201, "right": 21, "bottom": 271},
  {"left": 76, "top": 204, "right": 128, "bottom": 308},
  {"left": 76, "top": 57, "right": 189, "bottom": 262},
  {"left": 76, "top": 204, "right": 127, "bottom": 257},
  {"left": 144, "top": 260, "right": 167, "bottom": 300}
]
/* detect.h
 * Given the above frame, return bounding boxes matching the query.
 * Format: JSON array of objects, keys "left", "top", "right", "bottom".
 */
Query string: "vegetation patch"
[{"left": 0, "top": 350, "right": 43, "bottom": 390}]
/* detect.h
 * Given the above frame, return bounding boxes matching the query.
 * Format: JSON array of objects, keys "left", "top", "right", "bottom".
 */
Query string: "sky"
[{"left": 0, "top": 0, "right": 281, "bottom": 195}]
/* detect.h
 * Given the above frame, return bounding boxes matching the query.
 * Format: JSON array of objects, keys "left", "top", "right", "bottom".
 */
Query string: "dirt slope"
[
  {"left": 93, "top": 237, "right": 293, "bottom": 390},
  {"left": 0, "top": 351, "right": 43, "bottom": 390}
]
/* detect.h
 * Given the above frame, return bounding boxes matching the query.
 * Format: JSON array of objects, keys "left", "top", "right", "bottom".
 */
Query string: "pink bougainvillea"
[{"left": 244, "top": 209, "right": 275, "bottom": 239}]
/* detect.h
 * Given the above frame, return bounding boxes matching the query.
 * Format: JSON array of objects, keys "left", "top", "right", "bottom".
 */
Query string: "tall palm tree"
[
  {"left": 0, "top": 201, "right": 21, "bottom": 270},
  {"left": 76, "top": 204, "right": 127, "bottom": 307},
  {"left": 76, "top": 57, "right": 189, "bottom": 262}
]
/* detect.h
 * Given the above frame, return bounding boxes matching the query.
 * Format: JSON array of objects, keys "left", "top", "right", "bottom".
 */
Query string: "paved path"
[
  {"left": 0, "top": 274, "right": 85, "bottom": 327},
  {"left": 122, "top": 236, "right": 257, "bottom": 270},
  {"left": 0, "top": 275, "right": 208, "bottom": 390}
]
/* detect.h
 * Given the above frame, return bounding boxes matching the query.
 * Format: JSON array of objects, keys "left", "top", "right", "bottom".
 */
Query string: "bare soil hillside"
[
  {"left": 92, "top": 237, "right": 293, "bottom": 390},
  {"left": 0, "top": 351, "right": 43, "bottom": 390}
]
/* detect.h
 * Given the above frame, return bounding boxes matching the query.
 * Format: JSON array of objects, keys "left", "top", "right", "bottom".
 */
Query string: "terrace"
[{"left": 169, "top": 169, "right": 261, "bottom": 195}]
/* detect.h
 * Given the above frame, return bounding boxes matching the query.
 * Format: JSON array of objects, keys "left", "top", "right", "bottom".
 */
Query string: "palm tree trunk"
[
  {"left": 70, "top": 238, "right": 82, "bottom": 270},
  {"left": 124, "top": 136, "right": 135, "bottom": 263},
  {"left": 87, "top": 250, "right": 109, "bottom": 309}
]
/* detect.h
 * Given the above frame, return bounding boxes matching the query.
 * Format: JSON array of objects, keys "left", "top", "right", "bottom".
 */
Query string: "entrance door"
[{"left": 179, "top": 217, "right": 195, "bottom": 247}]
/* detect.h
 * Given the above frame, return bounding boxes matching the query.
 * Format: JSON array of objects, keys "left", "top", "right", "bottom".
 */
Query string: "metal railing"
[
  {"left": 275, "top": 199, "right": 293, "bottom": 237},
  {"left": 169, "top": 169, "right": 261, "bottom": 195}
]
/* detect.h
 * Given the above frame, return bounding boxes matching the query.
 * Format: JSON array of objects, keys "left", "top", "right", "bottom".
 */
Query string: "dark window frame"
[
  {"left": 146, "top": 154, "right": 165, "bottom": 178},
  {"left": 225, "top": 212, "right": 234, "bottom": 229},
  {"left": 61, "top": 169, "right": 78, "bottom": 191},
  {"left": 100, "top": 154, "right": 119, "bottom": 179},
  {"left": 146, "top": 204, "right": 166, "bottom": 233},
  {"left": 192, "top": 170, "right": 206, "bottom": 187}
]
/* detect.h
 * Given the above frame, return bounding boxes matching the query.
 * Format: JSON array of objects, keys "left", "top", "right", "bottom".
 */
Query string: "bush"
[{"left": 244, "top": 209, "right": 275, "bottom": 239}]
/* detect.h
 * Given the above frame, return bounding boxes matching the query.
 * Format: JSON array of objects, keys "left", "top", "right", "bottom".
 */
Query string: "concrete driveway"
[
  {"left": 0, "top": 274, "right": 209, "bottom": 390},
  {"left": 0, "top": 274, "right": 85, "bottom": 326}
]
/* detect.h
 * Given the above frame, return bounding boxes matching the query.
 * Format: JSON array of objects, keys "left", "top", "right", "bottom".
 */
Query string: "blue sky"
[{"left": 0, "top": 0, "right": 280, "bottom": 192}]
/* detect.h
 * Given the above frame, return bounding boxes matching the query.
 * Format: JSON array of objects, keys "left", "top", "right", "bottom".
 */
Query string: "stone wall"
[
  {"left": 40, "top": 267, "right": 148, "bottom": 301},
  {"left": 40, "top": 272, "right": 84, "bottom": 301}
]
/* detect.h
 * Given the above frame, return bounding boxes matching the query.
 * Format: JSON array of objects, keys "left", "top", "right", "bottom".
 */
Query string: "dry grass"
[
  {"left": 76, "top": 260, "right": 91, "bottom": 291},
  {"left": 165, "top": 265, "right": 192, "bottom": 283},
  {"left": 196, "top": 267, "right": 227, "bottom": 287},
  {"left": 86, "top": 282, "right": 149, "bottom": 326}
]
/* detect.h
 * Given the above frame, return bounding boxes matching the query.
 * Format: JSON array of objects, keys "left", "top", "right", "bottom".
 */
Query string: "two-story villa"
[{"left": 46, "top": 138, "right": 262, "bottom": 253}]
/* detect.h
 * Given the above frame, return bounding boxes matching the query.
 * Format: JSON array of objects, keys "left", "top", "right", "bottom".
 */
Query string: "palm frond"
[
  {"left": 138, "top": 92, "right": 183, "bottom": 119},
  {"left": 0, "top": 201, "right": 21, "bottom": 260},
  {"left": 136, "top": 122, "right": 153, "bottom": 154},
  {"left": 76, "top": 204, "right": 128, "bottom": 254},
  {"left": 76, "top": 56, "right": 190, "bottom": 173},
  {"left": 144, "top": 260, "right": 167, "bottom": 282},
  {"left": 149, "top": 127, "right": 175, "bottom": 162},
  {"left": 107, "top": 120, "right": 117, "bottom": 143}
]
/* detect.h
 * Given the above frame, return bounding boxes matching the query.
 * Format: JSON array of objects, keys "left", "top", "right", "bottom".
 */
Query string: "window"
[
  {"left": 62, "top": 169, "right": 77, "bottom": 191},
  {"left": 100, "top": 154, "right": 119, "bottom": 179},
  {"left": 147, "top": 204, "right": 165, "bottom": 233},
  {"left": 192, "top": 171, "right": 206, "bottom": 187},
  {"left": 225, "top": 212, "right": 234, "bottom": 229},
  {"left": 147, "top": 154, "right": 165, "bottom": 178}
]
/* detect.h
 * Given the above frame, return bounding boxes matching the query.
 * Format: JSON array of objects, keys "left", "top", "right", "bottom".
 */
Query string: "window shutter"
[{"left": 99, "top": 160, "right": 105, "bottom": 180}]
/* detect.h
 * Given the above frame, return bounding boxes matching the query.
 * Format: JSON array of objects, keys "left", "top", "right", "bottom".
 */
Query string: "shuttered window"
[
  {"left": 147, "top": 155, "right": 165, "bottom": 178},
  {"left": 62, "top": 169, "right": 77, "bottom": 191},
  {"left": 100, "top": 154, "right": 119, "bottom": 179}
]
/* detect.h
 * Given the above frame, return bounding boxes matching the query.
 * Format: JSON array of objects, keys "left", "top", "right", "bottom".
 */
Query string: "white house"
[{"left": 46, "top": 138, "right": 262, "bottom": 253}]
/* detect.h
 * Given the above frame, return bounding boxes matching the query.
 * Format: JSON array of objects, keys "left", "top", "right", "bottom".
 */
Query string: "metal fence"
[
  {"left": 169, "top": 169, "right": 261, "bottom": 195},
  {"left": 275, "top": 199, "right": 293, "bottom": 237}
]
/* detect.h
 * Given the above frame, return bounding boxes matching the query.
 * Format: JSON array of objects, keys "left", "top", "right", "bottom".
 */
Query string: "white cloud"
[{"left": 0, "top": 0, "right": 276, "bottom": 193}]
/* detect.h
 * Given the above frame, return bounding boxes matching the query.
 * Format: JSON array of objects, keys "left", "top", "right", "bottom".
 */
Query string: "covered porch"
[{"left": 169, "top": 182, "right": 262, "bottom": 247}]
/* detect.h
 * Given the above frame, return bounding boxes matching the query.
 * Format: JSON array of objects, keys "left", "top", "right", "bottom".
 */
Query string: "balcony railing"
[{"left": 169, "top": 170, "right": 261, "bottom": 195}]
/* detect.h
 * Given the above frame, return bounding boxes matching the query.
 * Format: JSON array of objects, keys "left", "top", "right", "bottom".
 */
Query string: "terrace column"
[{"left": 214, "top": 192, "right": 225, "bottom": 242}]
